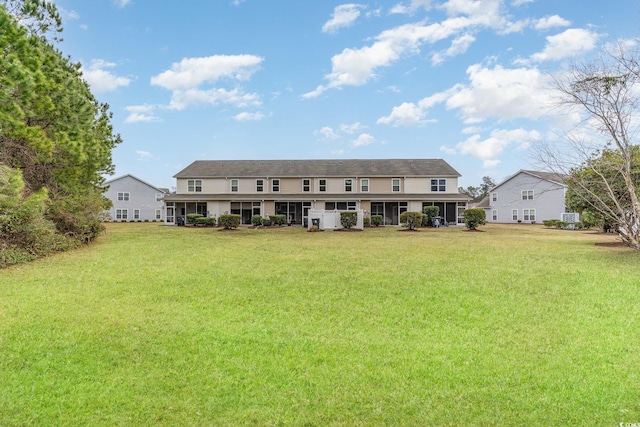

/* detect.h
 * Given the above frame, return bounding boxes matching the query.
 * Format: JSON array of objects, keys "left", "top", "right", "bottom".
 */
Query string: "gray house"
[
  {"left": 485, "top": 170, "right": 568, "bottom": 223},
  {"left": 104, "top": 174, "right": 169, "bottom": 222},
  {"left": 164, "top": 159, "right": 469, "bottom": 226}
]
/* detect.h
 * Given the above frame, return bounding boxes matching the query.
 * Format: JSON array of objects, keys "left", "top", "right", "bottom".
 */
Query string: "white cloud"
[
  {"left": 124, "top": 104, "right": 160, "bottom": 123},
  {"left": 390, "top": 0, "right": 432, "bottom": 15},
  {"left": 114, "top": 0, "right": 132, "bottom": 8},
  {"left": 136, "top": 150, "right": 154, "bottom": 161},
  {"left": 455, "top": 128, "right": 541, "bottom": 166},
  {"left": 352, "top": 133, "right": 375, "bottom": 147},
  {"left": 233, "top": 111, "right": 265, "bottom": 121},
  {"left": 431, "top": 32, "right": 476, "bottom": 65},
  {"left": 534, "top": 15, "right": 570, "bottom": 30},
  {"left": 512, "top": 0, "right": 534, "bottom": 6},
  {"left": 151, "top": 55, "right": 263, "bottom": 110},
  {"left": 377, "top": 88, "right": 455, "bottom": 126},
  {"left": 340, "top": 122, "right": 366, "bottom": 134},
  {"left": 530, "top": 28, "right": 599, "bottom": 62},
  {"left": 317, "top": 126, "right": 340, "bottom": 140},
  {"left": 80, "top": 59, "right": 130, "bottom": 93},
  {"left": 322, "top": 4, "right": 364, "bottom": 33}
]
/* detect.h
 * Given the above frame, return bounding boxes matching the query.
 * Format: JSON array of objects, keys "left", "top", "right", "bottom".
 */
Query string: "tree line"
[{"left": 1, "top": 0, "right": 121, "bottom": 266}]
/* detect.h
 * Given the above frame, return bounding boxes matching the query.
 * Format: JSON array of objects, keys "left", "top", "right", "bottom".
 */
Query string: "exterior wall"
[
  {"left": 105, "top": 175, "right": 165, "bottom": 222},
  {"left": 488, "top": 173, "right": 566, "bottom": 223}
]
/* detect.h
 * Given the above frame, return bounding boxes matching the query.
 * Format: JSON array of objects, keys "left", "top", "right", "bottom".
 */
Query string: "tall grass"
[{"left": 1, "top": 223, "right": 639, "bottom": 425}]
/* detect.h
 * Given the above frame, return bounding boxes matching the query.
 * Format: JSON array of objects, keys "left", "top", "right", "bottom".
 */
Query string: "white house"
[
  {"left": 104, "top": 174, "right": 169, "bottom": 222},
  {"left": 485, "top": 170, "right": 568, "bottom": 223}
]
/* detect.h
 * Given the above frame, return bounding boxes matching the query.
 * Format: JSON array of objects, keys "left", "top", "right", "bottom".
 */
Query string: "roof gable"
[
  {"left": 104, "top": 174, "right": 168, "bottom": 193},
  {"left": 174, "top": 159, "right": 461, "bottom": 178},
  {"left": 491, "top": 170, "right": 567, "bottom": 192}
]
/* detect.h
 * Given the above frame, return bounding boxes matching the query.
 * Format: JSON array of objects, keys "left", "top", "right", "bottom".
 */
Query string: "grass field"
[{"left": 1, "top": 223, "right": 639, "bottom": 426}]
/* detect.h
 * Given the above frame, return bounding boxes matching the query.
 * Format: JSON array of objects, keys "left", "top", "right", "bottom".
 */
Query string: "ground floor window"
[
  {"left": 196, "top": 204, "right": 207, "bottom": 216},
  {"left": 231, "top": 201, "right": 262, "bottom": 224},
  {"left": 492, "top": 210, "right": 498, "bottom": 221},
  {"left": 523, "top": 209, "right": 536, "bottom": 221},
  {"left": 324, "top": 201, "right": 356, "bottom": 210},
  {"left": 512, "top": 209, "right": 518, "bottom": 221},
  {"left": 370, "top": 202, "right": 407, "bottom": 225},
  {"left": 423, "top": 201, "right": 465, "bottom": 225},
  {"left": 116, "top": 209, "right": 128, "bottom": 220},
  {"left": 133, "top": 209, "right": 140, "bottom": 220},
  {"left": 156, "top": 209, "right": 162, "bottom": 220}
]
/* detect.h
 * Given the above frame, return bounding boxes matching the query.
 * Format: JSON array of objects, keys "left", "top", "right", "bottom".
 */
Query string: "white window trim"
[
  {"left": 302, "top": 179, "right": 311, "bottom": 192},
  {"left": 117, "top": 192, "right": 130, "bottom": 201},
  {"left": 116, "top": 209, "right": 128, "bottom": 220},
  {"left": 491, "top": 192, "right": 497, "bottom": 202},
  {"left": 188, "top": 180, "right": 202, "bottom": 192},
  {"left": 133, "top": 209, "right": 140, "bottom": 220},
  {"left": 155, "top": 209, "right": 162, "bottom": 220},
  {"left": 318, "top": 179, "right": 327, "bottom": 192},
  {"left": 272, "top": 179, "right": 280, "bottom": 192},
  {"left": 392, "top": 178, "right": 401, "bottom": 192},
  {"left": 231, "top": 179, "right": 239, "bottom": 192},
  {"left": 512, "top": 209, "right": 518, "bottom": 221},
  {"left": 522, "top": 190, "right": 534, "bottom": 200},
  {"left": 360, "top": 178, "right": 369, "bottom": 193},
  {"left": 523, "top": 208, "right": 536, "bottom": 221},
  {"left": 256, "top": 179, "right": 264, "bottom": 192},
  {"left": 492, "top": 209, "right": 498, "bottom": 221}
]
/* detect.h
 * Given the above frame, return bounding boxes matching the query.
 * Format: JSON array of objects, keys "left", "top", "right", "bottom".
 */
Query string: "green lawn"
[{"left": 1, "top": 223, "right": 639, "bottom": 426}]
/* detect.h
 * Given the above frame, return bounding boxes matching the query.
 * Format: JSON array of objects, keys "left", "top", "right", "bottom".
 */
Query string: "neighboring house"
[
  {"left": 484, "top": 170, "right": 568, "bottom": 223},
  {"left": 163, "top": 159, "right": 469, "bottom": 226},
  {"left": 104, "top": 174, "right": 169, "bottom": 222}
]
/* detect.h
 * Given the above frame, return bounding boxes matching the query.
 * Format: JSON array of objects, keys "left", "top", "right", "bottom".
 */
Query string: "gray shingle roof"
[{"left": 174, "top": 159, "right": 461, "bottom": 178}]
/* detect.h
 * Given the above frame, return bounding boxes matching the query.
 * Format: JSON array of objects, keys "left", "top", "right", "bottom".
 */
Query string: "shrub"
[
  {"left": 423, "top": 206, "right": 440, "bottom": 226},
  {"left": 219, "top": 214, "right": 241, "bottom": 229},
  {"left": 363, "top": 217, "right": 371, "bottom": 227},
  {"left": 371, "top": 215, "right": 383, "bottom": 226},
  {"left": 400, "top": 211, "right": 423, "bottom": 230},
  {"left": 195, "top": 217, "right": 217, "bottom": 226},
  {"left": 260, "top": 217, "right": 272, "bottom": 226},
  {"left": 269, "top": 215, "right": 286, "bottom": 226},
  {"left": 186, "top": 213, "right": 204, "bottom": 225},
  {"left": 340, "top": 211, "right": 358, "bottom": 229},
  {"left": 251, "top": 214, "right": 262, "bottom": 226},
  {"left": 463, "top": 208, "right": 486, "bottom": 230}
]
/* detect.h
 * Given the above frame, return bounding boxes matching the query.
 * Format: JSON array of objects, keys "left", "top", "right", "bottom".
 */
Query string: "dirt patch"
[
  {"left": 397, "top": 228, "right": 420, "bottom": 232},
  {"left": 595, "top": 241, "right": 628, "bottom": 248},
  {"left": 464, "top": 228, "right": 485, "bottom": 232},
  {"left": 333, "top": 228, "right": 363, "bottom": 232}
]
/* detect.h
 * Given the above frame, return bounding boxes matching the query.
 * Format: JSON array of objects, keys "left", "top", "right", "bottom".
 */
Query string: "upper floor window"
[
  {"left": 155, "top": 193, "right": 163, "bottom": 202},
  {"left": 522, "top": 190, "right": 534, "bottom": 200},
  {"left": 272, "top": 179, "right": 280, "bottom": 192},
  {"left": 231, "top": 179, "right": 239, "bottom": 192},
  {"left": 117, "top": 192, "right": 130, "bottom": 201},
  {"left": 344, "top": 179, "right": 353, "bottom": 192},
  {"left": 319, "top": 179, "right": 327, "bottom": 192},
  {"left": 392, "top": 178, "right": 401, "bottom": 192},
  {"left": 492, "top": 192, "right": 497, "bottom": 202},
  {"left": 302, "top": 179, "right": 310, "bottom": 192},
  {"left": 256, "top": 179, "right": 264, "bottom": 192},
  {"left": 431, "top": 179, "right": 446, "bottom": 192},
  {"left": 361, "top": 178, "right": 369, "bottom": 192},
  {"left": 188, "top": 180, "right": 202, "bottom": 192}
]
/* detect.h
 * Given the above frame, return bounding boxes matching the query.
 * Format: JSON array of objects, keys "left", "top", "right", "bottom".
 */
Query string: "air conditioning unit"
[{"left": 561, "top": 212, "right": 579, "bottom": 224}]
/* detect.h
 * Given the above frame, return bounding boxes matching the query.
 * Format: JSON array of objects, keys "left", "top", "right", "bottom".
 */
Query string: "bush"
[
  {"left": 463, "top": 208, "right": 486, "bottom": 230},
  {"left": 363, "top": 217, "right": 371, "bottom": 227},
  {"left": 251, "top": 214, "right": 262, "bottom": 226},
  {"left": 269, "top": 215, "right": 286, "bottom": 226},
  {"left": 195, "top": 217, "right": 217, "bottom": 226},
  {"left": 219, "top": 214, "right": 241, "bottom": 229},
  {"left": 260, "top": 217, "right": 271, "bottom": 226},
  {"left": 340, "top": 211, "right": 358, "bottom": 229},
  {"left": 423, "top": 206, "right": 440, "bottom": 226},
  {"left": 371, "top": 215, "right": 383, "bottom": 226},
  {"left": 400, "top": 211, "right": 423, "bottom": 230},
  {"left": 186, "top": 213, "right": 204, "bottom": 225}
]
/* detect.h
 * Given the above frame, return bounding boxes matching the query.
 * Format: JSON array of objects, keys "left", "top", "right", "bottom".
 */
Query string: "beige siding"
[
  {"left": 263, "top": 200, "right": 275, "bottom": 216},
  {"left": 404, "top": 178, "right": 428, "bottom": 194}
]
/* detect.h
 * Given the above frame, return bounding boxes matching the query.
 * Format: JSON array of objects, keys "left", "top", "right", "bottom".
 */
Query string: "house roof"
[
  {"left": 104, "top": 174, "right": 169, "bottom": 193},
  {"left": 163, "top": 192, "right": 469, "bottom": 202},
  {"left": 491, "top": 169, "right": 568, "bottom": 191},
  {"left": 173, "top": 159, "right": 461, "bottom": 179}
]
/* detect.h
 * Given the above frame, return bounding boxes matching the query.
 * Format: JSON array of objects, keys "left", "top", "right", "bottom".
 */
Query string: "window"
[
  {"left": 523, "top": 209, "right": 536, "bottom": 221},
  {"left": 272, "top": 179, "right": 280, "bottom": 192},
  {"left": 512, "top": 209, "right": 518, "bottom": 221},
  {"left": 188, "top": 180, "right": 202, "bottom": 192},
  {"left": 431, "top": 179, "right": 446, "bottom": 192},
  {"left": 115, "top": 209, "right": 128, "bottom": 220},
  {"left": 117, "top": 192, "right": 130, "bottom": 201},
  {"left": 133, "top": 209, "right": 140, "bottom": 220},
  {"left": 361, "top": 178, "right": 369, "bottom": 192},
  {"left": 231, "top": 179, "right": 239, "bottom": 192},
  {"left": 522, "top": 190, "right": 534, "bottom": 200},
  {"left": 155, "top": 209, "right": 162, "bottom": 220},
  {"left": 492, "top": 192, "right": 497, "bottom": 202},
  {"left": 256, "top": 179, "right": 264, "bottom": 192},
  {"left": 155, "top": 193, "right": 164, "bottom": 202},
  {"left": 325, "top": 201, "right": 357, "bottom": 210},
  {"left": 302, "top": 179, "right": 310, "bottom": 192},
  {"left": 492, "top": 210, "right": 498, "bottom": 221},
  {"left": 344, "top": 179, "right": 353, "bottom": 192},
  {"left": 392, "top": 178, "right": 400, "bottom": 192},
  {"left": 319, "top": 179, "right": 326, "bottom": 192},
  {"left": 347, "top": 201, "right": 356, "bottom": 210}
]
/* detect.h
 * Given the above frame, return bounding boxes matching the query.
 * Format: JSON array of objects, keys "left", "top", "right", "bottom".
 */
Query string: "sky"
[{"left": 48, "top": 0, "right": 640, "bottom": 190}]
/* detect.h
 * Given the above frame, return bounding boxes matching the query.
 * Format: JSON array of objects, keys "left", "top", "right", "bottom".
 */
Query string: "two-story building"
[
  {"left": 104, "top": 174, "right": 169, "bottom": 222},
  {"left": 163, "top": 159, "right": 468, "bottom": 226},
  {"left": 484, "top": 170, "right": 568, "bottom": 223}
]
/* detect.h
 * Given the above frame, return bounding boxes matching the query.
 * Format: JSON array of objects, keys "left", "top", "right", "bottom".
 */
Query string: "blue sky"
[{"left": 52, "top": 0, "right": 639, "bottom": 190}]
